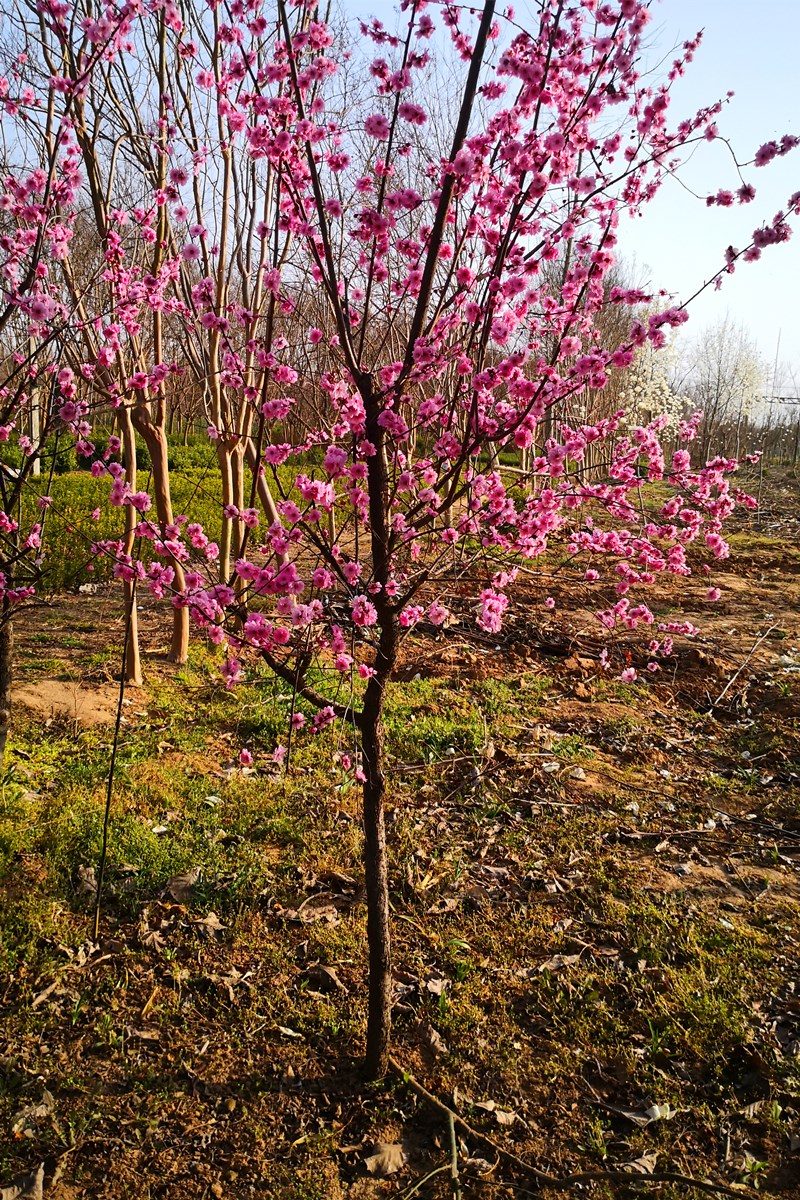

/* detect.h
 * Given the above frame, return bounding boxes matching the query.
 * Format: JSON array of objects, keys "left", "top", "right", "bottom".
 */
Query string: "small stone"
[
  {"left": 570, "top": 766, "right": 587, "bottom": 781},
  {"left": 211, "top": 1184, "right": 223, "bottom": 1198}
]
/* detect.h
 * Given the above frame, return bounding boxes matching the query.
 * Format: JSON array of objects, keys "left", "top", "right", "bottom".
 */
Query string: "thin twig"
[
  {"left": 397, "top": 1164, "right": 450, "bottom": 1200},
  {"left": 711, "top": 627, "right": 775, "bottom": 710},
  {"left": 388, "top": 1057, "right": 757, "bottom": 1198},
  {"left": 92, "top": 578, "right": 135, "bottom": 941},
  {"left": 448, "top": 1109, "right": 462, "bottom": 1200}
]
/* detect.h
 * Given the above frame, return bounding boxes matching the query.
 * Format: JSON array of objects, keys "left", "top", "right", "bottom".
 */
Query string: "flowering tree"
[
  {"left": 2, "top": 0, "right": 798, "bottom": 1075},
  {"left": 682, "top": 316, "right": 767, "bottom": 460},
  {"left": 619, "top": 311, "right": 685, "bottom": 432}
]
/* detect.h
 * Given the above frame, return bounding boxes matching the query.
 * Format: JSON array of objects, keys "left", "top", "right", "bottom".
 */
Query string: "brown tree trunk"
[
  {"left": 361, "top": 383, "right": 399, "bottom": 1079},
  {"left": 0, "top": 601, "right": 12, "bottom": 766},
  {"left": 118, "top": 408, "right": 142, "bottom": 685},
  {"left": 360, "top": 618, "right": 398, "bottom": 1080}
]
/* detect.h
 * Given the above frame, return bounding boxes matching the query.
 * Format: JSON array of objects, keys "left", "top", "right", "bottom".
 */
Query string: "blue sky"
[
  {"left": 621, "top": 0, "right": 800, "bottom": 377},
  {"left": 343, "top": 0, "right": 799, "bottom": 376}
]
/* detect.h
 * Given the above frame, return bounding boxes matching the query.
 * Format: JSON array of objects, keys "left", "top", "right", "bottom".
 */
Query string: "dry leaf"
[
  {"left": 0, "top": 1163, "right": 44, "bottom": 1200},
  {"left": 165, "top": 868, "right": 200, "bottom": 903},
  {"left": 622, "top": 1152, "right": 658, "bottom": 1175},
  {"left": 304, "top": 964, "right": 347, "bottom": 993},
  {"left": 538, "top": 953, "right": 582, "bottom": 973},
  {"left": 364, "top": 1143, "right": 407, "bottom": 1177},
  {"left": 193, "top": 912, "right": 226, "bottom": 939},
  {"left": 415, "top": 1020, "right": 449, "bottom": 1056},
  {"left": 424, "top": 974, "right": 447, "bottom": 997},
  {"left": 76, "top": 865, "right": 97, "bottom": 895}
]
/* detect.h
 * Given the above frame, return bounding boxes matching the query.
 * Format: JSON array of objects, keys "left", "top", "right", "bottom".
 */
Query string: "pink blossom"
[
  {"left": 364, "top": 113, "right": 390, "bottom": 139},
  {"left": 351, "top": 595, "right": 378, "bottom": 627},
  {"left": 428, "top": 600, "right": 449, "bottom": 626}
]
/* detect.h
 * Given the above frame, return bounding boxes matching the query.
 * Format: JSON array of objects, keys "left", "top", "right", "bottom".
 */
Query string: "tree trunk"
[
  {"left": 216, "top": 439, "right": 235, "bottom": 584},
  {"left": 0, "top": 602, "right": 12, "bottom": 766},
  {"left": 243, "top": 437, "right": 283, "bottom": 528},
  {"left": 117, "top": 410, "right": 142, "bottom": 685},
  {"left": 131, "top": 408, "right": 189, "bottom": 663},
  {"left": 360, "top": 619, "right": 398, "bottom": 1079},
  {"left": 360, "top": 382, "right": 399, "bottom": 1078}
]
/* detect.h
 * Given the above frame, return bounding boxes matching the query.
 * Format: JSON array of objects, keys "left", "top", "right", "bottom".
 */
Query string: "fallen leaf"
[
  {"left": 193, "top": 912, "right": 226, "bottom": 939},
  {"left": 538, "top": 953, "right": 582, "bottom": 973},
  {"left": 424, "top": 974, "right": 447, "bottom": 997},
  {"left": 364, "top": 1143, "right": 407, "bottom": 1178},
  {"left": 622, "top": 1152, "right": 658, "bottom": 1174},
  {"left": 415, "top": 1020, "right": 449, "bottom": 1056},
  {"left": 303, "top": 963, "right": 347, "bottom": 993},
  {"left": 0, "top": 1163, "right": 44, "bottom": 1200},
  {"left": 76, "top": 865, "right": 97, "bottom": 896},
  {"left": 165, "top": 868, "right": 200, "bottom": 903}
]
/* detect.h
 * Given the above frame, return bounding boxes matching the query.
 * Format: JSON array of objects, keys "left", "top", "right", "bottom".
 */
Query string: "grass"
[{"left": 21, "top": 456, "right": 300, "bottom": 594}]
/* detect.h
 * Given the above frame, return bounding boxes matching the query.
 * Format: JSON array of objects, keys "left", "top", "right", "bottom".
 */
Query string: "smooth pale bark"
[
  {"left": 130, "top": 407, "right": 189, "bottom": 664},
  {"left": 215, "top": 439, "right": 237, "bottom": 585},
  {"left": 243, "top": 437, "right": 283, "bottom": 528}
]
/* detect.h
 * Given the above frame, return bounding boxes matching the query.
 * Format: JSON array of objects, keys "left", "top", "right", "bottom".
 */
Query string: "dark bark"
[
  {"left": 117, "top": 408, "right": 142, "bottom": 685},
  {"left": 0, "top": 603, "right": 12, "bottom": 766},
  {"left": 360, "top": 620, "right": 399, "bottom": 1079},
  {"left": 361, "top": 382, "right": 398, "bottom": 1078}
]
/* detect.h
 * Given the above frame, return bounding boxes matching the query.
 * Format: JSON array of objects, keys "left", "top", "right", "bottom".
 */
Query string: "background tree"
[{"left": 680, "top": 316, "right": 766, "bottom": 461}]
